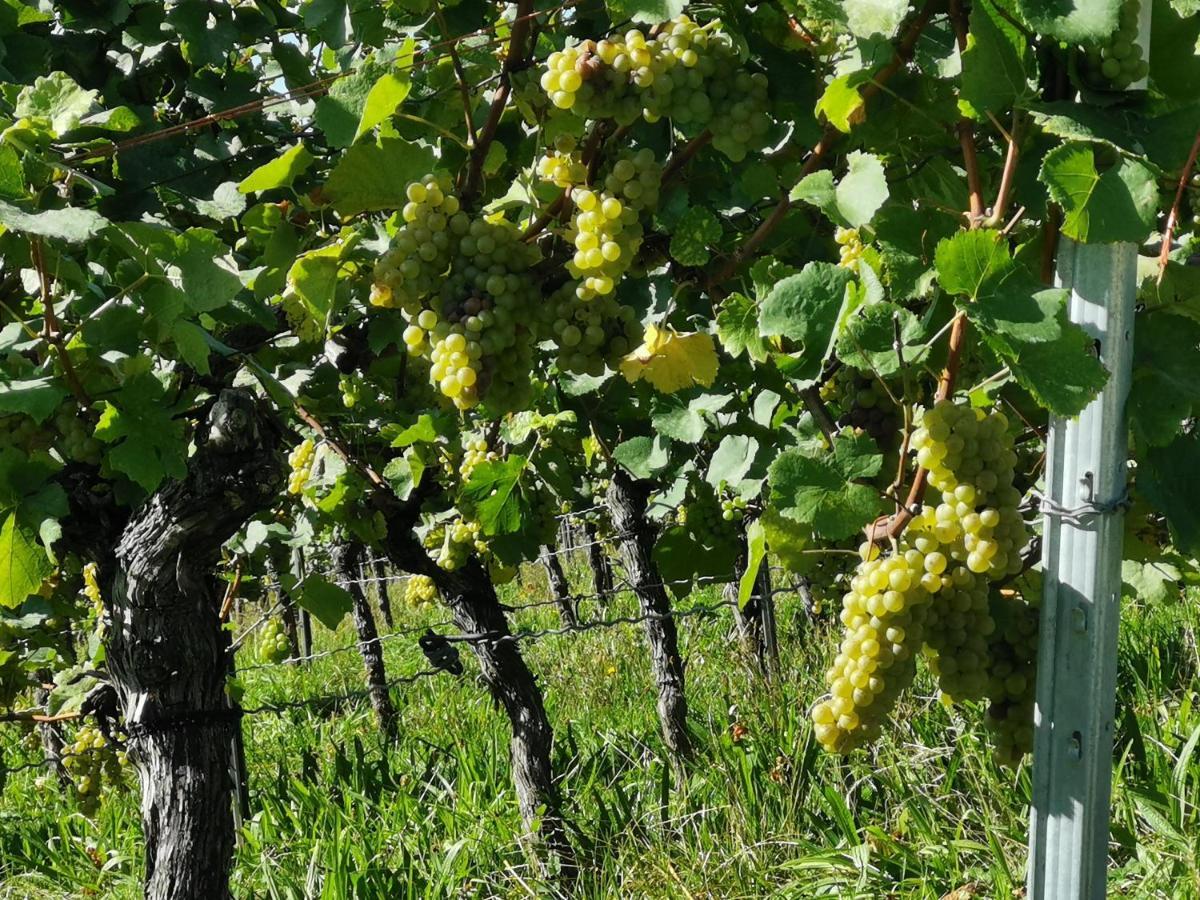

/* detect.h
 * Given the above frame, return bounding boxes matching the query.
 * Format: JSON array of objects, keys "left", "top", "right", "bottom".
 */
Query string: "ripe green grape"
[
  {"left": 63, "top": 722, "right": 126, "bottom": 815},
  {"left": 1079, "top": 0, "right": 1148, "bottom": 90},
  {"left": 424, "top": 516, "right": 487, "bottom": 571},
  {"left": 405, "top": 574, "right": 438, "bottom": 608},
  {"left": 538, "top": 282, "right": 641, "bottom": 375},
  {"left": 984, "top": 589, "right": 1039, "bottom": 766},
  {"left": 676, "top": 481, "right": 730, "bottom": 545},
  {"left": 566, "top": 191, "right": 642, "bottom": 300},
  {"left": 257, "top": 618, "right": 292, "bottom": 664},
  {"left": 287, "top": 439, "right": 316, "bottom": 494},
  {"left": 372, "top": 174, "right": 463, "bottom": 314}
]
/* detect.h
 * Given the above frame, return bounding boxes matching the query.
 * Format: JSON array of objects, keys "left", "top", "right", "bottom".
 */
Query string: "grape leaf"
[
  {"left": 737, "top": 517, "right": 768, "bottom": 610},
  {"left": 791, "top": 151, "right": 888, "bottom": 228},
  {"left": 836, "top": 302, "right": 930, "bottom": 377},
  {"left": 324, "top": 137, "right": 439, "bottom": 215},
  {"left": 0, "top": 511, "right": 52, "bottom": 610},
  {"left": 706, "top": 434, "right": 761, "bottom": 491},
  {"left": 767, "top": 433, "right": 884, "bottom": 540},
  {"left": 843, "top": 0, "right": 908, "bottom": 38},
  {"left": 991, "top": 317, "right": 1109, "bottom": 417},
  {"left": 619, "top": 326, "right": 718, "bottom": 393},
  {"left": 0, "top": 376, "right": 66, "bottom": 423},
  {"left": 1012, "top": 0, "right": 1119, "bottom": 42},
  {"left": 959, "top": 0, "right": 1034, "bottom": 119},
  {"left": 1121, "top": 558, "right": 1182, "bottom": 604},
  {"left": 1150, "top": 0, "right": 1200, "bottom": 101},
  {"left": 605, "top": 0, "right": 688, "bottom": 25},
  {"left": 652, "top": 523, "right": 738, "bottom": 597},
  {"left": 669, "top": 207, "right": 722, "bottom": 266},
  {"left": 13, "top": 72, "right": 97, "bottom": 135},
  {"left": 651, "top": 393, "right": 729, "bottom": 444},
  {"left": 750, "top": 257, "right": 801, "bottom": 303},
  {"left": 612, "top": 435, "right": 670, "bottom": 479},
  {"left": 1128, "top": 312, "right": 1200, "bottom": 446},
  {"left": 354, "top": 40, "right": 414, "bottom": 141},
  {"left": 1039, "top": 142, "right": 1159, "bottom": 244},
  {"left": 759, "top": 263, "right": 854, "bottom": 382},
  {"left": 237, "top": 144, "right": 315, "bottom": 194},
  {"left": 760, "top": 505, "right": 814, "bottom": 574},
  {"left": 93, "top": 376, "right": 188, "bottom": 493},
  {"left": 460, "top": 456, "right": 529, "bottom": 535},
  {"left": 294, "top": 576, "right": 352, "bottom": 631},
  {"left": 816, "top": 71, "right": 871, "bottom": 133},
  {"left": 315, "top": 55, "right": 394, "bottom": 148},
  {"left": 1138, "top": 430, "right": 1200, "bottom": 558},
  {"left": 0, "top": 200, "right": 107, "bottom": 243},
  {"left": 0, "top": 145, "right": 23, "bottom": 200},
  {"left": 715, "top": 292, "right": 769, "bottom": 362}
]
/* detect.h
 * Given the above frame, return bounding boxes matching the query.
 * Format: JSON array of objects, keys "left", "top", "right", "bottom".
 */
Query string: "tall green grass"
[{"left": 2, "top": 559, "right": 1197, "bottom": 898}]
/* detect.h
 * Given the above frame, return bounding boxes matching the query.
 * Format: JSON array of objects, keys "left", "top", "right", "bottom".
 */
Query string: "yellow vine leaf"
[{"left": 619, "top": 325, "right": 718, "bottom": 394}]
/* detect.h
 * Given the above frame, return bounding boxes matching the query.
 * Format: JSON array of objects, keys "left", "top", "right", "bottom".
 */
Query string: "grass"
[{"left": 1, "top": 556, "right": 1197, "bottom": 899}]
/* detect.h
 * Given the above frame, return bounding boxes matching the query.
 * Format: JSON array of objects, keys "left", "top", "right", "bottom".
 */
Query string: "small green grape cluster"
[
  {"left": 425, "top": 517, "right": 487, "bottom": 571},
  {"left": 720, "top": 492, "right": 749, "bottom": 523},
  {"left": 812, "top": 400, "right": 1033, "bottom": 759},
  {"left": 376, "top": 176, "right": 543, "bottom": 412},
  {"left": 984, "top": 590, "right": 1039, "bottom": 767},
  {"left": 599, "top": 149, "right": 662, "bottom": 212},
  {"left": 460, "top": 435, "right": 497, "bottom": 480},
  {"left": 0, "top": 413, "right": 48, "bottom": 454},
  {"left": 405, "top": 574, "right": 438, "bottom": 608},
  {"left": 257, "top": 618, "right": 291, "bottom": 664},
  {"left": 54, "top": 404, "right": 101, "bottom": 465},
  {"left": 63, "top": 723, "right": 126, "bottom": 815},
  {"left": 820, "top": 369, "right": 902, "bottom": 448},
  {"left": 281, "top": 290, "right": 324, "bottom": 342},
  {"left": 339, "top": 374, "right": 367, "bottom": 409},
  {"left": 564, "top": 190, "right": 642, "bottom": 301},
  {"left": 541, "top": 16, "right": 772, "bottom": 160},
  {"left": 834, "top": 227, "right": 865, "bottom": 269},
  {"left": 287, "top": 439, "right": 316, "bottom": 495},
  {"left": 1080, "top": 0, "right": 1148, "bottom": 90},
  {"left": 676, "top": 482, "right": 730, "bottom": 545},
  {"left": 536, "top": 135, "right": 589, "bottom": 188},
  {"left": 539, "top": 282, "right": 642, "bottom": 375}
]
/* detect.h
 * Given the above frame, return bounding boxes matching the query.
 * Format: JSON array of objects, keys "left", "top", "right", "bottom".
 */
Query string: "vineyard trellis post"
[{"left": 1027, "top": 238, "right": 1138, "bottom": 898}]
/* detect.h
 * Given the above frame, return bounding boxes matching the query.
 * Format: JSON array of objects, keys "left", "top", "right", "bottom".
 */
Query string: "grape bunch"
[
  {"left": 599, "top": 149, "right": 662, "bottom": 212},
  {"left": 812, "top": 400, "right": 1034, "bottom": 759},
  {"left": 720, "top": 492, "right": 748, "bottom": 522},
  {"left": 63, "top": 722, "right": 126, "bottom": 815},
  {"left": 536, "top": 137, "right": 589, "bottom": 188},
  {"left": 405, "top": 574, "right": 438, "bottom": 608},
  {"left": 565, "top": 190, "right": 642, "bottom": 301},
  {"left": 539, "top": 282, "right": 642, "bottom": 375},
  {"left": 460, "top": 435, "right": 497, "bottom": 480},
  {"left": 541, "top": 16, "right": 772, "bottom": 161},
  {"left": 834, "top": 227, "right": 865, "bottom": 269},
  {"left": 375, "top": 177, "right": 543, "bottom": 412},
  {"left": 425, "top": 516, "right": 487, "bottom": 571},
  {"left": 287, "top": 439, "right": 316, "bottom": 494},
  {"left": 983, "top": 590, "right": 1039, "bottom": 766},
  {"left": 0, "top": 413, "right": 48, "bottom": 454},
  {"left": 676, "top": 481, "right": 730, "bottom": 545},
  {"left": 54, "top": 404, "right": 101, "bottom": 465},
  {"left": 1079, "top": 0, "right": 1147, "bottom": 90},
  {"left": 257, "top": 619, "right": 292, "bottom": 664},
  {"left": 819, "top": 369, "right": 902, "bottom": 448}
]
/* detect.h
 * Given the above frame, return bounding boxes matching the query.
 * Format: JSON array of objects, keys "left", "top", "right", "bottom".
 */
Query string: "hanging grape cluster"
[
  {"left": 257, "top": 619, "right": 291, "bottom": 664},
  {"left": 405, "top": 574, "right": 438, "bottom": 608},
  {"left": 834, "top": 227, "right": 865, "bottom": 269},
  {"left": 676, "top": 480, "right": 733, "bottom": 545},
  {"left": 287, "top": 439, "right": 316, "bottom": 494},
  {"left": 541, "top": 16, "right": 772, "bottom": 161},
  {"left": 819, "top": 369, "right": 903, "bottom": 448},
  {"left": 459, "top": 435, "right": 497, "bottom": 480},
  {"left": 812, "top": 400, "right": 1034, "bottom": 764},
  {"left": 373, "top": 174, "right": 542, "bottom": 411},
  {"left": 539, "top": 281, "right": 642, "bottom": 375},
  {"left": 424, "top": 516, "right": 487, "bottom": 571},
  {"left": 1079, "top": 0, "right": 1147, "bottom": 90},
  {"left": 63, "top": 722, "right": 126, "bottom": 815}
]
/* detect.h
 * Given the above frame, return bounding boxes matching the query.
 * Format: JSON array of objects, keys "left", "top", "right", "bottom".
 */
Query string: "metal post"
[{"left": 1027, "top": 239, "right": 1137, "bottom": 899}]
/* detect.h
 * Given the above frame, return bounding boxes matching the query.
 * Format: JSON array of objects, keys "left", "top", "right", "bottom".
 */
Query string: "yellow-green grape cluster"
[
  {"left": 287, "top": 439, "right": 316, "bottom": 494},
  {"left": 82, "top": 562, "right": 102, "bottom": 612},
  {"left": 599, "top": 149, "right": 662, "bottom": 212},
  {"left": 405, "top": 574, "right": 438, "bottom": 608},
  {"left": 0, "top": 413, "right": 49, "bottom": 454},
  {"left": 540, "top": 282, "right": 641, "bottom": 375},
  {"left": 566, "top": 190, "right": 641, "bottom": 300},
  {"left": 257, "top": 618, "right": 291, "bottom": 664},
  {"left": 460, "top": 436, "right": 497, "bottom": 480},
  {"left": 537, "top": 147, "right": 588, "bottom": 189},
  {"left": 339, "top": 374, "right": 366, "bottom": 408},
  {"left": 676, "top": 482, "right": 728, "bottom": 544},
  {"left": 397, "top": 214, "right": 541, "bottom": 411},
  {"left": 371, "top": 174, "right": 463, "bottom": 312},
  {"left": 834, "top": 227, "right": 865, "bottom": 269},
  {"left": 910, "top": 401, "right": 1027, "bottom": 580},
  {"left": 920, "top": 568, "right": 993, "bottom": 703},
  {"left": 1081, "top": 0, "right": 1147, "bottom": 90},
  {"left": 811, "top": 544, "right": 934, "bottom": 752},
  {"left": 425, "top": 517, "right": 487, "bottom": 571},
  {"left": 820, "top": 369, "right": 902, "bottom": 447},
  {"left": 541, "top": 17, "right": 771, "bottom": 160},
  {"left": 54, "top": 405, "right": 101, "bottom": 465},
  {"left": 63, "top": 723, "right": 126, "bottom": 815},
  {"left": 720, "top": 493, "right": 748, "bottom": 522},
  {"left": 984, "top": 590, "right": 1039, "bottom": 766}
]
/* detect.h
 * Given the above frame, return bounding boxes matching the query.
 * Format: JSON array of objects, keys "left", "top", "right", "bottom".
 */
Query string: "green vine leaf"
[
  {"left": 1039, "top": 142, "right": 1159, "bottom": 244},
  {"left": 767, "top": 431, "right": 883, "bottom": 540}
]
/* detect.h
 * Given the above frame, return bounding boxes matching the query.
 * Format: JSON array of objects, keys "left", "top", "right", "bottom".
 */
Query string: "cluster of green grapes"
[
  {"left": 375, "top": 175, "right": 542, "bottom": 411},
  {"left": 257, "top": 618, "right": 291, "bottom": 664},
  {"left": 54, "top": 404, "right": 102, "bottom": 465},
  {"left": 539, "top": 282, "right": 642, "bottom": 375},
  {"left": 676, "top": 481, "right": 732, "bottom": 544},
  {"left": 425, "top": 517, "right": 487, "bottom": 571},
  {"left": 63, "top": 723, "right": 126, "bottom": 815},
  {"left": 983, "top": 590, "right": 1039, "bottom": 765},
  {"left": 459, "top": 435, "right": 497, "bottom": 480},
  {"left": 287, "top": 439, "right": 316, "bottom": 494},
  {"left": 811, "top": 400, "right": 1032, "bottom": 760},
  {"left": 720, "top": 492, "right": 749, "bottom": 523},
  {"left": 834, "top": 227, "right": 865, "bottom": 269},
  {"left": 339, "top": 374, "right": 368, "bottom": 409},
  {"left": 405, "top": 574, "right": 438, "bottom": 608},
  {"left": 0, "top": 413, "right": 48, "bottom": 454},
  {"left": 820, "top": 369, "right": 902, "bottom": 448},
  {"left": 541, "top": 17, "right": 772, "bottom": 161},
  {"left": 564, "top": 190, "right": 642, "bottom": 301},
  {"left": 1079, "top": 0, "right": 1148, "bottom": 90},
  {"left": 536, "top": 136, "right": 589, "bottom": 188}
]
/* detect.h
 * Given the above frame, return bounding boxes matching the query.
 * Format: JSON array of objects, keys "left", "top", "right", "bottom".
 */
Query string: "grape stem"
[
  {"left": 661, "top": 130, "right": 713, "bottom": 185},
  {"left": 217, "top": 561, "right": 244, "bottom": 623},
  {"left": 1157, "top": 126, "right": 1200, "bottom": 284},
  {"left": 433, "top": 0, "right": 480, "bottom": 147},
  {"left": 521, "top": 124, "right": 609, "bottom": 242},
  {"left": 31, "top": 238, "right": 90, "bottom": 406},
  {"left": 461, "top": 0, "right": 536, "bottom": 203}
]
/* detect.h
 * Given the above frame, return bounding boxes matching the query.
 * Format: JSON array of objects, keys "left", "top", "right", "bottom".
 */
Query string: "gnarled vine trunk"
[
  {"left": 584, "top": 520, "right": 614, "bottom": 599},
  {"left": 606, "top": 468, "right": 692, "bottom": 758},
  {"left": 382, "top": 526, "right": 577, "bottom": 879},
  {"left": 372, "top": 556, "right": 394, "bottom": 628},
  {"left": 105, "top": 390, "right": 282, "bottom": 900},
  {"left": 334, "top": 540, "right": 397, "bottom": 739},
  {"left": 540, "top": 544, "right": 577, "bottom": 626}
]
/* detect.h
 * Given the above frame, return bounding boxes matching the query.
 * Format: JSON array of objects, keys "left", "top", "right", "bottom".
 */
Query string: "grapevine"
[{"left": 61, "top": 722, "right": 127, "bottom": 815}]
